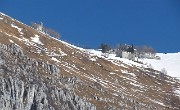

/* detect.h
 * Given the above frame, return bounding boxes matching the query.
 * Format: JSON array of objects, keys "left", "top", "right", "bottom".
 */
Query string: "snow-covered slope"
[{"left": 142, "top": 53, "right": 180, "bottom": 78}]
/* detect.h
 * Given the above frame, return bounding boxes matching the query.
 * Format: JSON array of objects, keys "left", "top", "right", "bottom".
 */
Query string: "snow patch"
[
  {"left": 110, "top": 72, "right": 116, "bottom": 75},
  {"left": 127, "top": 73, "right": 136, "bottom": 77},
  {"left": 150, "top": 99, "right": 165, "bottom": 106},
  {"left": 121, "top": 70, "right": 128, "bottom": 73},
  {"left": 60, "top": 51, "right": 67, "bottom": 56},
  {"left": 90, "top": 57, "right": 97, "bottom": 61},
  {"left": 130, "top": 82, "right": 143, "bottom": 88},
  {"left": 0, "top": 12, "right": 6, "bottom": 16},
  {"left": 121, "top": 70, "right": 136, "bottom": 77},
  {"left": 31, "top": 35, "right": 43, "bottom": 45},
  {"left": 9, "top": 39, "right": 14, "bottom": 43},
  {"left": 11, "top": 24, "right": 24, "bottom": 35},
  {"left": 51, "top": 57, "right": 60, "bottom": 63}
]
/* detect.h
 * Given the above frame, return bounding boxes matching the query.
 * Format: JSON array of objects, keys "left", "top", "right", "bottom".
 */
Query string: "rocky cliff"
[{"left": 0, "top": 44, "right": 95, "bottom": 110}]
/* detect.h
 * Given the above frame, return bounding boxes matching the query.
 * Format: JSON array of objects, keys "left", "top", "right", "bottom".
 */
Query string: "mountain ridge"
[{"left": 0, "top": 12, "right": 180, "bottom": 110}]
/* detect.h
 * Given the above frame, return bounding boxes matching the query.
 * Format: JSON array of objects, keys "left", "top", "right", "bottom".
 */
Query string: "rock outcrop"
[{"left": 0, "top": 44, "right": 96, "bottom": 110}]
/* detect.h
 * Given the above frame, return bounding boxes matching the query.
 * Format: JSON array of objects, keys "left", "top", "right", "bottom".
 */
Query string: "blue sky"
[{"left": 1, "top": 0, "right": 180, "bottom": 52}]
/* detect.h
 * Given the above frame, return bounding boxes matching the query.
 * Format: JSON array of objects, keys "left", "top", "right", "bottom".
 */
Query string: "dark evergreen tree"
[
  {"left": 126, "top": 45, "right": 134, "bottom": 53},
  {"left": 99, "top": 43, "right": 111, "bottom": 53}
]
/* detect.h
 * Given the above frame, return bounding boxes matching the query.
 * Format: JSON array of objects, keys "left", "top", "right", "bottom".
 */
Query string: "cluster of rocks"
[{"left": 0, "top": 76, "right": 54, "bottom": 110}]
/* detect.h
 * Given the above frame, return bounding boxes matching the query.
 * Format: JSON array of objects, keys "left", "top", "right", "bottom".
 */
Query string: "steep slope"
[
  {"left": 141, "top": 53, "right": 180, "bottom": 78},
  {"left": 0, "top": 12, "right": 180, "bottom": 110}
]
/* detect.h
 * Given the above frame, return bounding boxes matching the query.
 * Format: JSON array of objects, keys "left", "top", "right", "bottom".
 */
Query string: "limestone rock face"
[
  {"left": 0, "top": 44, "right": 96, "bottom": 110},
  {"left": 0, "top": 76, "right": 52, "bottom": 110}
]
